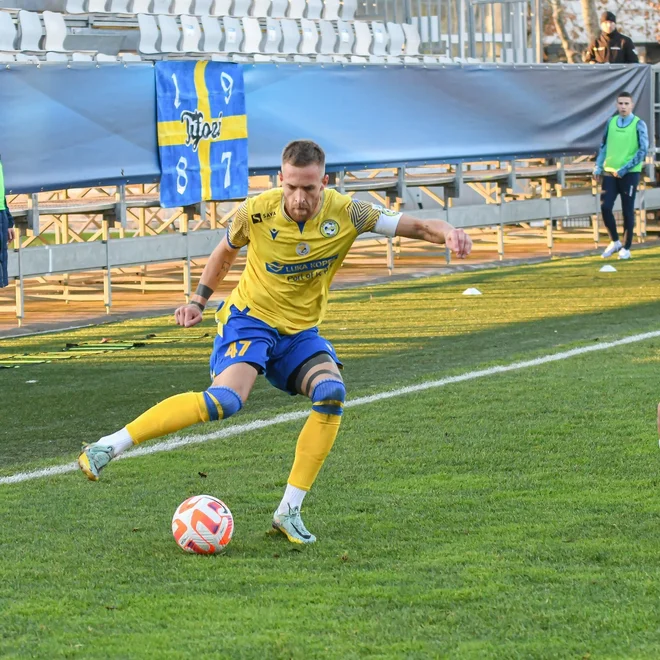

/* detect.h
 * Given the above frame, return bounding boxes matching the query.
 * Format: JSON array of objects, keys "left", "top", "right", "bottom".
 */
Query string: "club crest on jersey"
[
  {"left": 320, "top": 220, "right": 339, "bottom": 238},
  {"left": 296, "top": 242, "right": 311, "bottom": 256}
]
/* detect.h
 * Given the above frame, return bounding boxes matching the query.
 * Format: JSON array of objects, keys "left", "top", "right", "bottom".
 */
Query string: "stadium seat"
[
  {"left": 15, "top": 52, "right": 40, "bottom": 61},
  {"left": 200, "top": 15, "right": 223, "bottom": 50},
  {"left": 232, "top": 0, "right": 252, "bottom": 16},
  {"left": 401, "top": 22, "right": 420, "bottom": 56},
  {"left": 96, "top": 52, "right": 119, "bottom": 61},
  {"left": 370, "top": 21, "right": 388, "bottom": 56},
  {"left": 192, "top": 0, "right": 213, "bottom": 14},
  {"left": 66, "top": 0, "right": 87, "bottom": 13},
  {"left": 18, "top": 10, "right": 44, "bottom": 52},
  {"left": 241, "top": 16, "right": 261, "bottom": 52},
  {"left": 211, "top": 0, "right": 232, "bottom": 15},
  {"left": 280, "top": 17, "right": 300, "bottom": 53},
  {"left": 222, "top": 16, "right": 243, "bottom": 52},
  {"left": 317, "top": 19, "right": 336, "bottom": 55},
  {"left": 72, "top": 51, "right": 94, "bottom": 60},
  {"left": 335, "top": 19, "right": 354, "bottom": 55},
  {"left": 132, "top": 0, "right": 152, "bottom": 12},
  {"left": 299, "top": 18, "right": 318, "bottom": 54},
  {"left": 0, "top": 11, "right": 17, "bottom": 51},
  {"left": 121, "top": 51, "right": 142, "bottom": 60},
  {"left": 251, "top": 0, "right": 270, "bottom": 16},
  {"left": 352, "top": 21, "right": 370, "bottom": 57},
  {"left": 263, "top": 17, "right": 282, "bottom": 53},
  {"left": 109, "top": 0, "right": 132, "bottom": 11},
  {"left": 42, "top": 11, "right": 67, "bottom": 52},
  {"left": 158, "top": 14, "right": 181, "bottom": 52},
  {"left": 0, "top": 52, "right": 15, "bottom": 62},
  {"left": 46, "top": 51, "right": 69, "bottom": 61},
  {"left": 321, "top": 0, "right": 339, "bottom": 19},
  {"left": 180, "top": 14, "right": 201, "bottom": 51},
  {"left": 287, "top": 0, "right": 305, "bottom": 19},
  {"left": 306, "top": 0, "right": 322, "bottom": 19},
  {"left": 173, "top": 0, "right": 193, "bottom": 13},
  {"left": 87, "top": 0, "right": 109, "bottom": 11},
  {"left": 152, "top": 0, "right": 173, "bottom": 13},
  {"left": 269, "top": 0, "right": 287, "bottom": 17},
  {"left": 386, "top": 22, "right": 403, "bottom": 56},
  {"left": 137, "top": 13, "right": 159, "bottom": 53},
  {"left": 340, "top": 0, "right": 356, "bottom": 19}
]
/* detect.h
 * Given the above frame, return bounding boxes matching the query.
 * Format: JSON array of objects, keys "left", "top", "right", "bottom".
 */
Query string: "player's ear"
[
  {"left": 278, "top": 171, "right": 283, "bottom": 184},
  {"left": 322, "top": 174, "right": 329, "bottom": 187}
]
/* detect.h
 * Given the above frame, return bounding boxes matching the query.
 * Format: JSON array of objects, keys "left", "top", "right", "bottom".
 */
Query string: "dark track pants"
[{"left": 600, "top": 172, "right": 640, "bottom": 250}]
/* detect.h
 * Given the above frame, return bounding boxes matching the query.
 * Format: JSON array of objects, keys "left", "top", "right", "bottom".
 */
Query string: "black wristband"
[
  {"left": 191, "top": 301, "right": 205, "bottom": 312},
  {"left": 195, "top": 283, "right": 214, "bottom": 300}
]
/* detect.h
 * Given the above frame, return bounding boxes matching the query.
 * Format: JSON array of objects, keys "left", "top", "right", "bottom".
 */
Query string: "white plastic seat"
[
  {"left": 132, "top": 0, "right": 151, "bottom": 12},
  {"left": 292, "top": 54, "right": 311, "bottom": 61},
  {"left": 317, "top": 19, "right": 336, "bottom": 54},
  {"left": 348, "top": 55, "right": 367, "bottom": 62},
  {"left": 222, "top": 16, "right": 243, "bottom": 52},
  {"left": 43, "top": 11, "right": 67, "bottom": 52},
  {"left": 211, "top": 0, "right": 232, "bottom": 14},
  {"left": 109, "top": 0, "right": 132, "bottom": 11},
  {"left": 96, "top": 53, "right": 119, "bottom": 61},
  {"left": 193, "top": 0, "right": 213, "bottom": 13},
  {"left": 87, "top": 0, "right": 109, "bottom": 11},
  {"left": 263, "top": 17, "right": 282, "bottom": 53},
  {"left": 335, "top": 19, "right": 353, "bottom": 54},
  {"left": 371, "top": 21, "right": 387, "bottom": 56},
  {"left": 18, "top": 10, "right": 43, "bottom": 51},
  {"left": 280, "top": 17, "right": 300, "bottom": 53},
  {"left": 152, "top": 0, "right": 173, "bottom": 13},
  {"left": 386, "top": 22, "right": 403, "bottom": 56},
  {"left": 72, "top": 51, "right": 94, "bottom": 60},
  {"left": 353, "top": 21, "right": 371, "bottom": 56},
  {"left": 172, "top": 0, "right": 193, "bottom": 13},
  {"left": 368, "top": 54, "right": 385, "bottom": 63},
  {"left": 232, "top": 0, "right": 252, "bottom": 15},
  {"left": 251, "top": 0, "right": 270, "bottom": 16},
  {"left": 241, "top": 16, "right": 262, "bottom": 52},
  {"left": 401, "top": 22, "right": 420, "bottom": 56},
  {"left": 340, "top": 0, "right": 356, "bottom": 19},
  {"left": 269, "top": 0, "right": 287, "bottom": 16},
  {"left": 0, "top": 52, "right": 15, "bottom": 62},
  {"left": 121, "top": 52, "right": 143, "bottom": 61},
  {"left": 137, "top": 13, "right": 159, "bottom": 54},
  {"left": 305, "top": 0, "right": 322, "bottom": 19},
  {"left": 287, "top": 0, "right": 305, "bottom": 18},
  {"left": 46, "top": 51, "right": 69, "bottom": 61},
  {"left": 180, "top": 14, "right": 201, "bottom": 51},
  {"left": 201, "top": 15, "right": 223, "bottom": 51},
  {"left": 331, "top": 54, "right": 347, "bottom": 62},
  {"left": 15, "top": 53, "right": 40, "bottom": 61},
  {"left": 299, "top": 18, "right": 318, "bottom": 54},
  {"left": 158, "top": 14, "right": 181, "bottom": 52},
  {"left": 0, "top": 11, "right": 17, "bottom": 51},
  {"left": 321, "top": 0, "right": 339, "bottom": 19},
  {"left": 66, "top": 0, "right": 87, "bottom": 13}
]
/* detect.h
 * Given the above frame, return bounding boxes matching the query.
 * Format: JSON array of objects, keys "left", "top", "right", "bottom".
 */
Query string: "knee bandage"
[
  {"left": 311, "top": 379, "right": 345, "bottom": 416},
  {"left": 203, "top": 386, "right": 243, "bottom": 421}
]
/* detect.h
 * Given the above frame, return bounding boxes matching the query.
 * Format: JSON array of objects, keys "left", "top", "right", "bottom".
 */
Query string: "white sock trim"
[
  {"left": 97, "top": 427, "right": 134, "bottom": 457},
  {"left": 277, "top": 484, "right": 307, "bottom": 514}
]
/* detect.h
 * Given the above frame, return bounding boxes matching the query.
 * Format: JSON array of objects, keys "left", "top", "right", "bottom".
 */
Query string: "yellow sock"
[
  {"left": 126, "top": 392, "right": 209, "bottom": 445},
  {"left": 288, "top": 410, "right": 341, "bottom": 490}
]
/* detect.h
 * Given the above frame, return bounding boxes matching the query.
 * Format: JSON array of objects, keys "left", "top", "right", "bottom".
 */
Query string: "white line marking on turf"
[{"left": 2, "top": 328, "right": 660, "bottom": 486}]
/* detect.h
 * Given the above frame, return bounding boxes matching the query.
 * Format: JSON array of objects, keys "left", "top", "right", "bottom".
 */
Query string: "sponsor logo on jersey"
[
  {"left": 371, "top": 204, "right": 400, "bottom": 217},
  {"left": 252, "top": 211, "right": 276, "bottom": 224},
  {"left": 251, "top": 213, "right": 263, "bottom": 224},
  {"left": 265, "top": 255, "right": 338, "bottom": 275},
  {"left": 296, "top": 242, "right": 311, "bottom": 256},
  {"left": 320, "top": 220, "right": 339, "bottom": 238}
]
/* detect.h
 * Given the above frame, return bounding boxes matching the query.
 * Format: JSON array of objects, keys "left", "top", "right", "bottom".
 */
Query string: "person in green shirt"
[
  {"left": 594, "top": 91, "right": 649, "bottom": 260},
  {"left": 0, "top": 158, "right": 15, "bottom": 288}
]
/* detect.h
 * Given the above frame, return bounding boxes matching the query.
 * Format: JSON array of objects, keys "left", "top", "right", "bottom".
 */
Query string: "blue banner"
[{"left": 156, "top": 61, "right": 248, "bottom": 208}]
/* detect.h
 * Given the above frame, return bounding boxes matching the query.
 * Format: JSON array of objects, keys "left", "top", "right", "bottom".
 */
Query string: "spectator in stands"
[
  {"left": 583, "top": 12, "right": 639, "bottom": 63},
  {"left": 594, "top": 91, "right": 648, "bottom": 260},
  {"left": 0, "top": 157, "right": 15, "bottom": 288}
]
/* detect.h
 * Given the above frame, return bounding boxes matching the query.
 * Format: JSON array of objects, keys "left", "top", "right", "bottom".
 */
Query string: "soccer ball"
[{"left": 171, "top": 495, "right": 234, "bottom": 554}]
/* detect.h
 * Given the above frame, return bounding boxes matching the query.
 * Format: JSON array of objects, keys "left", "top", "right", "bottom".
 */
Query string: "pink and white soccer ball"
[{"left": 172, "top": 495, "right": 234, "bottom": 554}]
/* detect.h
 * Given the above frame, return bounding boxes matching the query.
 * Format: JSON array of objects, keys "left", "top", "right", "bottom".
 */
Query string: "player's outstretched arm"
[
  {"left": 395, "top": 214, "right": 472, "bottom": 259},
  {"left": 175, "top": 236, "right": 240, "bottom": 328}
]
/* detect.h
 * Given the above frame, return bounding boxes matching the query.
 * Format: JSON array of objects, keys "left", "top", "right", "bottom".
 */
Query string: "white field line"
[{"left": 2, "top": 328, "right": 659, "bottom": 486}]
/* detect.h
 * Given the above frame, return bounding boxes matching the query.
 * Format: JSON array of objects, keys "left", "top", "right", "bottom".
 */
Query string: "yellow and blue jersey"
[{"left": 220, "top": 188, "right": 383, "bottom": 335}]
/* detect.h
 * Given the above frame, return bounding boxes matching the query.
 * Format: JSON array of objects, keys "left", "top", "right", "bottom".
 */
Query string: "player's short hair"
[
  {"left": 617, "top": 91, "right": 632, "bottom": 100},
  {"left": 281, "top": 140, "right": 325, "bottom": 169}
]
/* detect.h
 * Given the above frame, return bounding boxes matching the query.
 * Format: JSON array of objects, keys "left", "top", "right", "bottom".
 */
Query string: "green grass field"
[{"left": 1, "top": 248, "right": 660, "bottom": 658}]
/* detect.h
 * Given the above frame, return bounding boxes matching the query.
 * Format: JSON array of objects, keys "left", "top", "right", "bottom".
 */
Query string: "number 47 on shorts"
[{"left": 224, "top": 341, "right": 252, "bottom": 358}]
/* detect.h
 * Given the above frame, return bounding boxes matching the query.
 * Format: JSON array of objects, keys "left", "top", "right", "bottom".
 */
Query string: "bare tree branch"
[{"left": 548, "top": 0, "right": 580, "bottom": 61}]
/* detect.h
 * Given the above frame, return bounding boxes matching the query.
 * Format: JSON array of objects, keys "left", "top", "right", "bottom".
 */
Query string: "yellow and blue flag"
[{"left": 156, "top": 61, "right": 248, "bottom": 208}]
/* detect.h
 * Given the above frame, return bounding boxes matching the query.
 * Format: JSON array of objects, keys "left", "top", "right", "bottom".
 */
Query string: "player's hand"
[
  {"left": 175, "top": 304, "right": 203, "bottom": 328},
  {"left": 446, "top": 228, "right": 472, "bottom": 259}
]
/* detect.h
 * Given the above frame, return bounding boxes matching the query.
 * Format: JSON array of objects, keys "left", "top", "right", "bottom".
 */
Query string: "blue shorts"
[{"left": 210, "top": 304, "right": 341, "bottom": 395}]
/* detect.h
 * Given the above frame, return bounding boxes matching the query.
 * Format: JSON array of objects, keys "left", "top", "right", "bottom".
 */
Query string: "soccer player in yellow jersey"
[{"left": 79, "top": 140, "right": 472, "bottom": 544}]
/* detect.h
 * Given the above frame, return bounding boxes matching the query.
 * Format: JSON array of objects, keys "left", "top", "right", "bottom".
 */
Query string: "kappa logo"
[
  {"left": 320, "top": 220, "right": 339, "bottom": 238},
  {"left": 270, "top": 229, "right": 279, "bottom": 240},
  {"left": 296, "top": 242, "right": 311, "bottom": 256}
]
